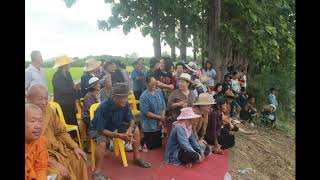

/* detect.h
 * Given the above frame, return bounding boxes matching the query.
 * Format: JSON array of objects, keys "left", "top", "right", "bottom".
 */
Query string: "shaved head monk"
[
  {"left": 25, "top": 103, "right": 48, "bottom": 180},
  {"left": 26, "top": 84, "right": 88, "bottom": 180}
]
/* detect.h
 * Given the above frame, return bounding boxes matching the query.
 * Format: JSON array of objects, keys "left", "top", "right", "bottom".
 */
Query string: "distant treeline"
[{"left": 25, "top": 54, "right": 193, "bottom": 68}]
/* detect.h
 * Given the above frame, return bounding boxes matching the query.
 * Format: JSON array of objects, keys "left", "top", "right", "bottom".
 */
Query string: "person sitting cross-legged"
[
  {"left": 87, "top": 82, "right": 151, "bottom": 180},
  {"left": 25, "top": 103, "right": 48, "bottom": 180},
  {"left": 26, "top": 84, "right": 88, "bottom": 180},
  {"left": 164, "top": 107, "right": 211, "bottom": 168}
]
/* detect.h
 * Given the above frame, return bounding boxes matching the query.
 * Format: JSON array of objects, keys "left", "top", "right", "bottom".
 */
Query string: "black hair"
[
  {"left": 270, "top": 87, "right": 276, "bottom": 92},
  {"left": 217, "top": 97, "right": 226, "bottom": 109},
  {"left": 241, "top": 87, "right": 246, "bottom": 92},
  {"left": 30, "top": 50, "right": 41, "bottom": 62},
  {"left": 132, "top": 61, "right": 139, "bottom": 66},
  {"left": 232, "top": 71, "right": 238, "bottom": 76},
  {"left": 149, "top": 57, "right": 159, "bottom": 69},
  {"left": 175, "top": 62, "right": 185, "bottom": 70},
  {"left": 161, "top": 56, "right": 172, "bottom": 72},
  {"left": 214, "top": 83, "right": 222, "bottom": 91},
  {"left": 145, "top": 75, "right": 156, "bottom": 84},
  {"left": 204, "top": 60, "right": 213, "bottom": 71},
  {"left": 248, "top": 96, "right": 256, "bottom": 101}
]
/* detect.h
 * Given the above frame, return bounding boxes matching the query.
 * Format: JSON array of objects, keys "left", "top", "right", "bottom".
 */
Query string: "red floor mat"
[
  {"left": 87, "top": 148, "right": 229, "bottom": 180},
  {"left": 153, "top": 150, "right": 229, "bottom": 180}
]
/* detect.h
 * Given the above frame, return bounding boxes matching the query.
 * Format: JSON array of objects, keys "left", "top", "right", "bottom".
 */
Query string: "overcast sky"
[{"left": 25, "top": 0, "right": 193, "bottom": 61}]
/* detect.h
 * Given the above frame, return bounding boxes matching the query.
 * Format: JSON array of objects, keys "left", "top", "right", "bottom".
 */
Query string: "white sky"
[{"left": 25, "top": 0, "right": 193, "bottom": 61}]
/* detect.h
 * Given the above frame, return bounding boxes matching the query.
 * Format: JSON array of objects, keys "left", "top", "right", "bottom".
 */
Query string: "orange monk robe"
[
  {"left": 42, "top": 105, "right": 88, "bottom": 180},
  {"left": 25, "top": 136, "right": 48, "bottom": 180}
]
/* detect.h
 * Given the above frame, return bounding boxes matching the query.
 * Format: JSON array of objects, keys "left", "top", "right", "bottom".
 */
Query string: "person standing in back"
[
  {"left": 52, "top": 55, "right": 78, "bottom": 138},
  {"left": 131, "top": 61, "right": 145, "bottom": 100},
  {"left": 202, "top": 61, "right": 216, "bottom": 92},
  {"left": 25, "top": 50, "right": 50, "bottom": 99}
]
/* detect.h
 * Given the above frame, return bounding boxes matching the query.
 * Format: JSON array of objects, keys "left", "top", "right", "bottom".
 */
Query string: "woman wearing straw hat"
[
  {"left": 80, "top": 58, "right": 101, "bottom": 98},
  {"left": 167, "top": 73, "right": 196, "bottom": 134},
  {"left": 164, "top": 107, "right": 211, "bottom": 168},
  {"left": 191, "top": 93, "right": 216, "bottom": 144},
  {"left": 52, "top": 55, "right": 78, "bottom": 138}
]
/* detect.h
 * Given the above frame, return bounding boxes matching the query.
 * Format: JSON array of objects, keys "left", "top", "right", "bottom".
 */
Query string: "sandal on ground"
[
  {"left": 133, "top": 159, "right": 151, "bottom": 168},
  {"left": 92, "top": 171, "right": 110, "bottom": 180}
]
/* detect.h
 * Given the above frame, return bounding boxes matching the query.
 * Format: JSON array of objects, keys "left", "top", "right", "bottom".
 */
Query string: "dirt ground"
[{"left": 228, "top": 122, "right": 295, "bottom": 180}]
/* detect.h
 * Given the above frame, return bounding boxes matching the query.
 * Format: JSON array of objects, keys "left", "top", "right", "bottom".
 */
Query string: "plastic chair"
[
  {"left": 76, "top": 100, "right": 88, "bottom": 147},
  {"left": 50, "top": 93, "right": 54, "bottom": 102},
  {"left": 49, "top": 101, "right": 82, "bottom": 149},
  {"left": 128, "top": 91, "right": 140, "bottom": 116},
  {"left": 89, "top": 103, "right": 128, "bottom": 171}
]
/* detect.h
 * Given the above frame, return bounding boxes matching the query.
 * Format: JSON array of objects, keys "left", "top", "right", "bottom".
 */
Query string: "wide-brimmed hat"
[
  {"left": 84, "top": 58, "right": 101, "bottom": 72},
  {"left": 53, "top": 55, "right": 73, "bottom": 69},
  {"left": 199, "top": 74, "right": 210, "bottom": 83},
  {"left": 193, "top": 93, "right": 216, "bottom": 106},
  {"left": 86, "top": 77, "right": 100, "bottom": 89},
  {"left": 179, "top": 73, "right": 193, "bottom": 83},
  {"left": 111, "top": 82, "right": 129, "bottom": 96},
  {"left": 225, "top": 90, "right": 235, "bottom": 98},
  {"left": 185, "top": 62, "right": 198, "bottom": 72},
  {"left": 177, "top": 107, "right": 201, "bottom": 120}
]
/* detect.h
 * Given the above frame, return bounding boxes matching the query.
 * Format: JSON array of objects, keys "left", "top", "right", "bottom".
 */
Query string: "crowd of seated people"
[{"left": 25, "top": 51, "right": 279, "bottom": 179}]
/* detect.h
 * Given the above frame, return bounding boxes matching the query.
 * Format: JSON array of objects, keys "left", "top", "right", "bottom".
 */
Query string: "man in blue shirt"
[
  {"left": 268, "top": 87, "right": 278, "bottom": 107},
  {"left": 131, "top": 61, "right": 145, "bottom": 100},
  {"left": 88, "top": 83, "right": 151, "bottom": 179}
]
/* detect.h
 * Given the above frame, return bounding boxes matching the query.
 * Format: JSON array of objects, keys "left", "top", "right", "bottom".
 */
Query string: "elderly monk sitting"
[
  {"left": 25, "top": 103, "right": 48, "bottom": 180},
  {"left": 26, "top": 84, "right": 88, "bottom": 180}
]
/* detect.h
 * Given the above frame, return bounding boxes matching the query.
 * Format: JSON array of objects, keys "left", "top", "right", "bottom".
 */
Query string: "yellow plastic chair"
[
  {"left": 89, "top": 103, "right": 128, "bottom": 171},
  {"left": 49, "top": 101, "right": 82, "bottom": 149},
  {"left": 76, "top": 100, "right": 88, "bottom": 147},
  {"left": 50, "top": 93, "right": 54, "bottom": 102},
  {"left": 128, "top": 91, "right": 140, "bottom": 116}
]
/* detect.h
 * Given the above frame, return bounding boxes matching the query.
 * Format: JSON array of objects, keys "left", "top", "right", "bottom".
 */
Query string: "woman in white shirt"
[{"left": 202, "top": 61, "right": 216, "bottom": 92}]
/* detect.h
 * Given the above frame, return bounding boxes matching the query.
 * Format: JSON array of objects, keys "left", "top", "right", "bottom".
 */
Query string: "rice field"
[{"left": 44, "top": 66, "right": 134, "bottom": 94}]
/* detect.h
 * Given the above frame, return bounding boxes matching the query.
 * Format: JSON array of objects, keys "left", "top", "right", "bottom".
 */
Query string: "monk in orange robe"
[
  {"left": 25, "top": 103, "right": 48, "bottom": 180},
  {"left": 26, "top": 84, "right": 88, "bottom": 180}
]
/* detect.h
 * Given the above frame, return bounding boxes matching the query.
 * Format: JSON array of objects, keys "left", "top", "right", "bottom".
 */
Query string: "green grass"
[{"left": 45, "top": 66, "right": 134, "bottom": 94}]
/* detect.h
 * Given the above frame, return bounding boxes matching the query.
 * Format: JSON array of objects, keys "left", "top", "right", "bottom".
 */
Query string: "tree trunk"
[
  {"left": 208, "top": 0, "right": 222, "bottom": 82},
  {"left": 170, "top": 45, "right": 176, "bottom": 61},
  {"left": 193, "top": 34, "right": 198, "bottom": 61},
  {"left": 180, "top": 17, "right": 187, "bottom": 61},
  {"left": 170, "top": 18, "right": 176, "bottom": 61},
  {"left": 151, "top": 0, "right": 161, "bottom": 59}
]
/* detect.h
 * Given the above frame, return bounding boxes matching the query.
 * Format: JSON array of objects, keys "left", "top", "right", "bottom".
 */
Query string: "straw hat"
[
  {"left": 193, "top": 93, "right": 216, "bottom": 106},
  {"left": 53, "top": 55, "right": 73, "bottom": 69},
  {"left": 84, "top": 58, "right": 101, "bottom": 72},
  {"left": 225, "top": 90, "right": 235, "bottom": 98},
  {"left": 177, "top": 107, "right": 201, "bottom": 120},
  {"left": 179, "top": 73, "right": 193, "bottom": 83},
  {"left": 86, "top": 77, "right": 100, "bottom": 89},
  {"left": 199, "top": 74, "right": 210, "bottom": 83},
  {"left": 185, "top": 62, "right": 198, "bottom": 72}
]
